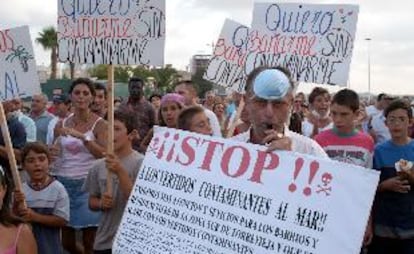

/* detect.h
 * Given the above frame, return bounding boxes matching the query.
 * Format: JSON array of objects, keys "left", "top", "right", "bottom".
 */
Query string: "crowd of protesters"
[{"left": 1, "top": 66, "right": 414, "bottom": 254}]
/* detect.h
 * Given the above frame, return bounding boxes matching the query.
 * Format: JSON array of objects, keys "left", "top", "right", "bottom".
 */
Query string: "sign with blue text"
[
  {"left": 204, "top": 3, "right": 359, "bottom": 92},
  {"left": 113, "top": 127, "right": 378, "bottom": 254},
  {"left": 0, "top": 26, "right": 40, "bottom": 101},
  {"left": 58, "top": 0, "right": 166, "bottom": 66},
  {"left": 251, "top": 3, "right": 359, "bottom": 86}
]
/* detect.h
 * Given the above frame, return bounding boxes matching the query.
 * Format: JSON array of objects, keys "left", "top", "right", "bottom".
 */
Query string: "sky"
[{"left": 1, "top": 0, "right": 413, "bottom": 95}]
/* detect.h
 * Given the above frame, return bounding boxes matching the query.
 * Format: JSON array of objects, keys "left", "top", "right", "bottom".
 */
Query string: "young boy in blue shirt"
[{"left": 369, "top": 100, "right": 414, "bottom": 254}]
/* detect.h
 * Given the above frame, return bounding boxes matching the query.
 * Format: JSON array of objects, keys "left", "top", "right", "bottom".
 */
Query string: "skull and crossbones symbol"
[{"left": 316, "top": 173, "right": 333, "bottom": 196}]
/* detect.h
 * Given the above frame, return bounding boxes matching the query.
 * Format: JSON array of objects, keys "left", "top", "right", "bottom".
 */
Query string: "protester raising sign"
[
  {"left": 113, "top": 127, "right": 379, "bottom": 254},
  {"left": 251, "top": 3, "right": 359, "bottom": 86},
  {"left": 57, "top": 0, "right": 166, "bottom": 66},
  {"left": 0, "top": 26, "right": 40, "bottom": 100}
]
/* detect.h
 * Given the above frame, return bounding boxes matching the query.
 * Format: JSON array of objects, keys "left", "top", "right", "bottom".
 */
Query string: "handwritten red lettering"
[{"left": 0, "top": 29, "right": 14, "bottom": 53}]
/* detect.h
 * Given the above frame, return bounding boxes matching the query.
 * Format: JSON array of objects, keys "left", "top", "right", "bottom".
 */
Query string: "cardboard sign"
[
  {"left": 250, "top": 3, "right": 359, "bottom": 86},
  {"left": 113, "top": 127, "right": 379, "bottom": 254},
  {"left": 0, "top": 26, "right": 41, "bottom": 100},
  {"left": 58, "top": 0, "right": 166, "bottom": 66},
  {"left": 203, "top": 19, "right": 251, "bottom": 93}
]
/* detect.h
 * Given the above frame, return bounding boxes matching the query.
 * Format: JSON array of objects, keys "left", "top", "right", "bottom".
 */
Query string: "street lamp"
[{"left": 365, "top": 38, "right": 372, "bottom": 102}]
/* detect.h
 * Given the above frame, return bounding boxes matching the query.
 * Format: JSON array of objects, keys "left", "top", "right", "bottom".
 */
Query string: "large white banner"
[
  {"left": 58, "top": 0, "right": 166, "bottom": 66},
  {"left": 0, "top": 26, "right": 41, "bottom": 101},
  {"left": 114, "top": 127, "right": 379, "bottom": 254},
  {"left": 251, "top": 3, "right": 359, "bottom": 86},
  {"left": 203, "top": 19, "right": 250, "bottom": 94}
]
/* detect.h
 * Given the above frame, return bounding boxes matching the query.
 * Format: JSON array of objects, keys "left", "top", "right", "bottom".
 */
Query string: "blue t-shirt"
[{"left": 373, "top": 140, "right": 414, "bottom": 238}]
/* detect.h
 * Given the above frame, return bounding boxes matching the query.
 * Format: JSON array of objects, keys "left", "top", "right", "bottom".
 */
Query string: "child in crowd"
[
  {"left": 302, "top": 87, "right": 333, "bottom": 138},
  {"left": 14, "top": 142, "right": 69, "bottom": 254},
  {"left": 83, "top": 110, "right": 144, "bottom": 254},
  {"left": 177, "top": 106, "right": 213, "bottom": 136},
  {"left": 368, "top": 100, "right": 414, "bottom": 254},
  {"left": 315, "top": 89, "right": 374, "bottom": 168},
  {"left": 140, "top": 93, "right": 185, "bottom": 152},
  {"left": 314, "top": 89, "right": 375, "bottom": 250}
]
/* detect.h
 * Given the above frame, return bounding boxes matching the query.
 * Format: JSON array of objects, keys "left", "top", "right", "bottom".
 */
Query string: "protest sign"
[
  {"left": 0, "top": 26, "right": 40, "bottom": 101},
  {"left": 250, "top": 3, "right": 359, "bottom": 86},
  {"left": 57, "top": 0, "right": 166, "bottom": 66},
  {"left": 113, "top": 127, "right": 379, "bottom": 254},
  {"left": 203, "top": 19, "right": 250, "bottom": 93}
]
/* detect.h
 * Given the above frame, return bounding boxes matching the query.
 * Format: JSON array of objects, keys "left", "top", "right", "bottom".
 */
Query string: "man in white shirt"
[
  {"left": 175, "top": 81, "right": 222, "bottom": 137},
  {"left": 232, "top": 66, "right": 327, "bottom": 158},
  {"left": 367, "top": 94, "right": 394, "bottom": 144}
]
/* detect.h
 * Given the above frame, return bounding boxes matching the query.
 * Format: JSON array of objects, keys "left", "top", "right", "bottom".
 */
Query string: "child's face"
[
  {"left": 23, "top": 151, "right": 49, "bottom": 182},
  {"left": 330, "top": 103, "right": 358, "bottom": 133},
  {"left": 386, "top": 109, "right": 412, "bottom": 139},
  {"left": 161, "top": 102, "right": 181, "bottom": 128},
  {"left": 190, "top": 112, "right": 213, "bottom": 136},
  {"left": 113, "top": 120, "right": 132, "bottom": 152},
  {"left": 312, "top": 93, "right": 330, "bottom": 117}
]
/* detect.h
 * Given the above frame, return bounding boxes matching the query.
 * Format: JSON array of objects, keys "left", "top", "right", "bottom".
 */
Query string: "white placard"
[
  {"left": 58, "top": 0, "right": 166, "bottom": 66},
  {"left": 113, "top": 127, "right": 379, "bottom": 254},
  {"left": 203, "top": 19, "right": 251, "bottom": 94},
  {"left": 250, "top": 3, "right": 359, "bottom": 86},
  {"left": 0, "top": 26, "right": 41, "bottom": 101}
]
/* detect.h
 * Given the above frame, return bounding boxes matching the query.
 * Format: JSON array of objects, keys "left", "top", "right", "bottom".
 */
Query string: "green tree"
[
  {"left": 114, "top": 66, "right": 133, "bottom": 82},
  {"left": 36, "top": 26, "right": 58, "bottom": 79},
  {"left": 131, "top": 66, "right": 152, "bottom": 80},
  {"left": 151, "top": 66, "right": 180, "bottom": 92},
  {"left": 88, "top": 64, "right": 107, "bottom": 80}
]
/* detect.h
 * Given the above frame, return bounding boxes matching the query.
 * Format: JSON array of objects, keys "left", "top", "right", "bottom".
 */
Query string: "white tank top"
[{"left": 53, "top": 117, "right": 102, "bottom": 179}]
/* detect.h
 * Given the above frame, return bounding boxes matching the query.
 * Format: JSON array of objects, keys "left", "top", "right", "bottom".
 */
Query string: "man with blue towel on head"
[{"left": 232, "top": 66, "right": 328, "bottom": 157}]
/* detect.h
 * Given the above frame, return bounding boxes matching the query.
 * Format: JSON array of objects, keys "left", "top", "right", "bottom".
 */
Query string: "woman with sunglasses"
[{"left": 52, "top": 78, "right": 107, "bottom": 254}]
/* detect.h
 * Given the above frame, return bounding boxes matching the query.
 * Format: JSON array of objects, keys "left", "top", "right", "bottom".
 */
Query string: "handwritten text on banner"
[
  {"left": 113, "top": 127, "right": 378, "bottom": 254},
  {"left": 251, "top": 3, "right": 359, "bottom": 86},
  {"left": 204, "top": 3, "right": 359, "bottom": 92},
  {"left": 58, "top": 0, "right": 166, "bottom": 65}
]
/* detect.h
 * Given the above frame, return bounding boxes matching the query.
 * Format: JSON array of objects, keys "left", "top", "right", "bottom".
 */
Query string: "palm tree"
[{"left": 36, "top": 26, "right": 58, "bottom": 79}]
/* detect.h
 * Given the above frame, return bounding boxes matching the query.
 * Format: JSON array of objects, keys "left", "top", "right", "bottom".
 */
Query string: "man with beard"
[{"left": 119, "top": 77, "right": 155, "bottom": 153}]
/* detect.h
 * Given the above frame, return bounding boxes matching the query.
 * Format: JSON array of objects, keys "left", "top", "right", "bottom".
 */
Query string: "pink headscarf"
[{"left": 161, "top": 93, "right": 185, "bottom": 108}]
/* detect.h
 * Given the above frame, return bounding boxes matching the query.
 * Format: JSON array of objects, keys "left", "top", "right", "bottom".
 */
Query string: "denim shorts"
[{"left": 57, "top": 176, "right": 101, "bottom": 229}]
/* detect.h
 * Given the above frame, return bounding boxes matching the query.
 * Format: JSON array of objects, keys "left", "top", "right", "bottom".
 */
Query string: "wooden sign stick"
[{"left": 106, "top": 65, "right": 115, "bottom": 195}]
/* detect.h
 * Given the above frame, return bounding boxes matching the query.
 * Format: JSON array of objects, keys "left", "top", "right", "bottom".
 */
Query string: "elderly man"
[
  {"left": 30, "top": 94, "right": 54, "bottom": 144},
  {"left": 233, "top": 66, "right": 327, "bottom": 157}
]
